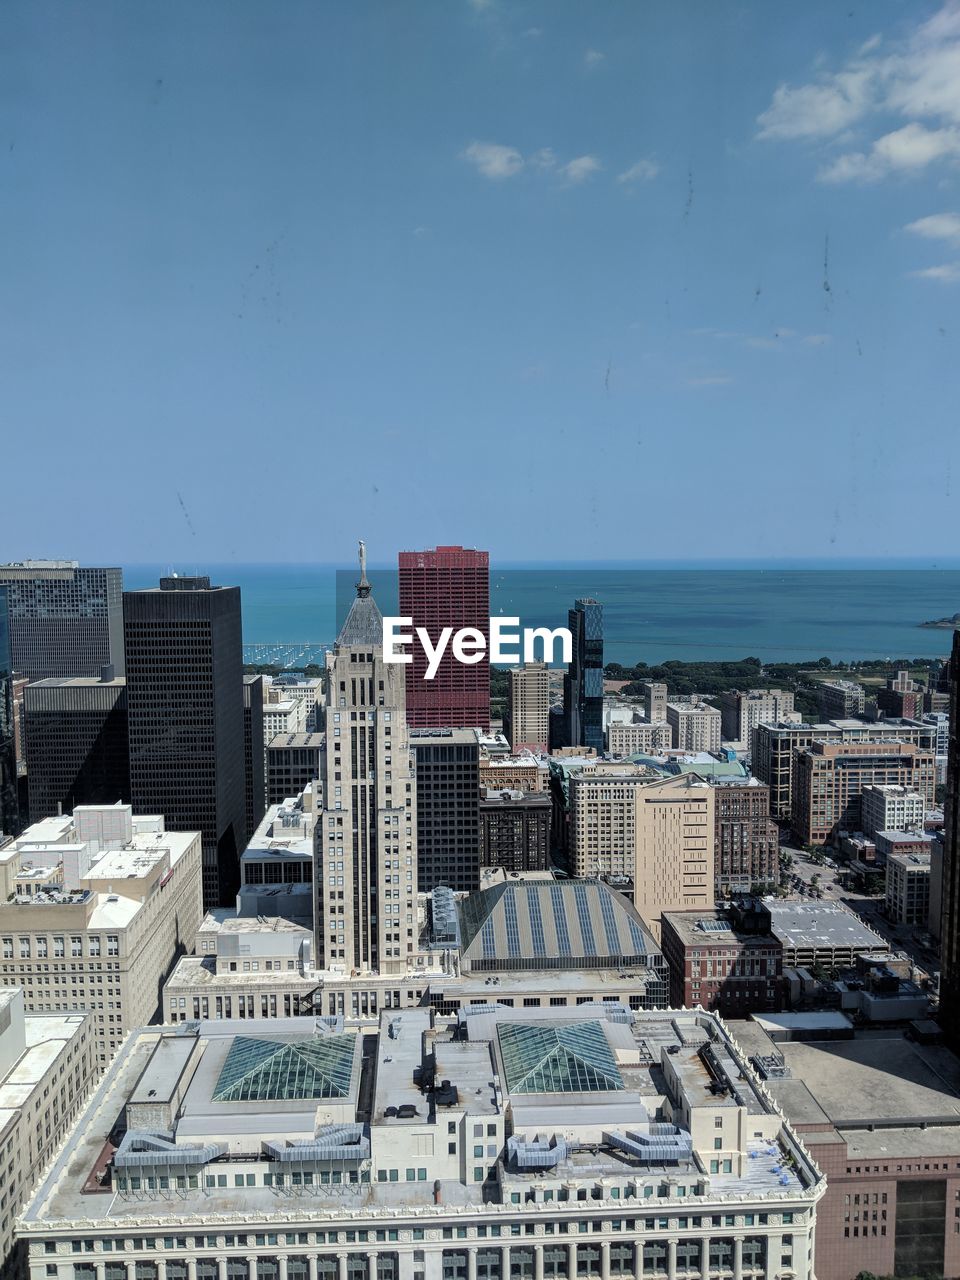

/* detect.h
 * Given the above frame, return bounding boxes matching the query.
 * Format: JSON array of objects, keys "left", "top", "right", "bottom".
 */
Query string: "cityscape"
[
  {"left": 0, "top": 550, "right": 959, "bottom": 1280},
  {"left": 5, "top": 3, "right": 960, "bottom": 1280}
]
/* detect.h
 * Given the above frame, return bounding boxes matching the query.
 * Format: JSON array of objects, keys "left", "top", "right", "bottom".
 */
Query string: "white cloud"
[
  {"left": 462, "top": 141, "right": 524, "bottom": 180},
  {"left": 559, "top": 155, "right": 601, "bottom": 183},
  {"left": 911, "top": 260, "right": 960, "bottom": 281},
  {"left": 905, "top": 211, "right": 960, "bottom": 243},
  {"left": 617, "top": 158, "right": 659, "bottom": 184},
  {"left": 757, "top": 68, "right": 876, "bottom": 140},
  {"left": 818, "top": 122, "right": 960, "bottom": 182},
  {"left": 757, "top": 4, "right": 960, "bottom": 183},
  {"left": 529, "top": 147, "right": 557, "bottom": 171},
  {"left": 802, "top": 333, "right": 832, "bottom": 345},
  {"left": 584, "top": 49, "right": 605, "bottom": 69}
]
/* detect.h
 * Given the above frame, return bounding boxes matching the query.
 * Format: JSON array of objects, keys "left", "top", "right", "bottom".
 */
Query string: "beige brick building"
[
  {"left": 607, "top": 720, "right": 673, "bottom": 756},
  {"left": 506, "top": 663, "right": 550, "bottom": 753},
  {"left": 634, "top": 774, "right": 715, "bottom": 940},
  {"left": 667, "top": 701, "right": 722, "bottom": 752}
]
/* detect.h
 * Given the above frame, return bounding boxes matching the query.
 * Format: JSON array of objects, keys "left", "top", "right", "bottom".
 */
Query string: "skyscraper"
[
  {"left": 0, "top": 561, "right": 124, "bottom": 680},
  {"left": 23, "top": 670, "right": 130, "bottom": 821},
  {"left": 410, "top": 727, "right": 480, "bottom": 892},
  {"left": 123, "top": 575, "right": 246, "bottom": 910},
  {"left": 563, "top": 597, "right": 603, "bottom": 751},
  {"left": 242, "top": 673, "right": 266, "bottom": 839},
  {"left": 398, "top": 545, "right": 490, "bottom": 730},
  {"left": 0, "top": 586, "right": 19, "bottom": 838},
  {"left": 316, "top": 547, "right": 417, "bottom": 974},
  {"left": 939, "top": 630, "right": 960, "bottom": 1048}
]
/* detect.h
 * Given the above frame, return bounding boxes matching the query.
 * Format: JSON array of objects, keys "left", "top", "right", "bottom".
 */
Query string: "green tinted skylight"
[
  {"left": 497, "top": 1021, "right": 624, "bottom": 1095},
  {"left": 213, "top": 1035, "right": 355, "bottom": 1102}
]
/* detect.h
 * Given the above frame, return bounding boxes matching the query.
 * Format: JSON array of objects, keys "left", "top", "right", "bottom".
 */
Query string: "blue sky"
[{"left": 2, "top": 0, "right": 959, "bottom": 565}]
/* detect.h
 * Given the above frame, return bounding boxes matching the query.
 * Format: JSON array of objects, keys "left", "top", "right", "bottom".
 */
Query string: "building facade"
[
  {"left": 667, "top": 702, "right": 722, "bottom": 754},
  {"left": 792, "top": 740, "right": 937, "bottom": 846},
  {"left": 660, "top": 910, "right": 783, "bottom": 1015},
  {"left": 818, "top": 680, "right": 866, "bottom": 718},
  {"left": 506, "top": 664, "right": 549, "bottom": 754},
  {"left": 398, "top": 546, "right": 490, "bottom": 731},
  {"left": 712, "top": 779, "right": 779, "bottom": 895},
  {"left": 753, "top": 718, "right": 939, "bottom": 823},
  {"left": 124, "top": 576, "right": 246, "bottom": 910},
  {"left": 0, "top": 804, "right": 202, "bottom": 1067},
  {"left": 479, "top": 790, "right": 551, "bottom": 874},
  {"left": 717, "top": 690, "right": 795, "bottom": 747},
  {"left": 410, "top": 729, "right": 480, "bottom": 894},
  {"left": 861, "top": 783, "right": 925, "bottom": 837},
  {"left": 243, "top": 675, "right": 266, "bottom": 842},
  {"left": 606, "top": 721, "right": 673, "bottom": 757},
  {"left": 316, "top": 560, "right": 418, "bottom": 975},
  {"left": 22, "top": 675, "right": 130, "bottom": 824},
  {"left": 266, "top": 733, "right": 324, "bottom": 806},
  {"left": 0, "top": 562, "right": 124, "bottom": 682},
  {"left": 0, "top": 587, "right": 18, "bottom": 839},
  {"left": 885, "top": 851, "right": 931, "bottom": 926},
  {"left": 941, "top": 630, "right": 960, "bottom": 1050},
  {"left": 0, "top": 989, "right": 94, "bottom": 1279},
  {"left": 633, "top": 775, "right": 715, "bottom": 941}
]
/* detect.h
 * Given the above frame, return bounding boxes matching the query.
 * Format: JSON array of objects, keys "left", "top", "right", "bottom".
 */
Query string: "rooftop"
[{"left": 763, "top": 900, "right": 888, "bottom": 953}]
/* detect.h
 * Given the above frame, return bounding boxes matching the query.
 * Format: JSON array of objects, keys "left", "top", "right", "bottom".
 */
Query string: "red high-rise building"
[{"left": 398, "top": 546, "right": 490, "bottom": 730}]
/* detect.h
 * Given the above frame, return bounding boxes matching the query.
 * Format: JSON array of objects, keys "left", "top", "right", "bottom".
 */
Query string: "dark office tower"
[
  {"left": 409, "top": 728, "right": 481, "bottom": 892},
  {"left": 480, "top": 788, "right": 552, "bottom": 874},
  {"left": 940, "top": 631, "right": 960, "bottom": 1049},
  {"left": 0, "top": 587, "right": 19, "bottom": 838},
  {"left": 398, "top": 546, "right": 490, "bottom": 730},
  {"left": 243, "top": 674, "right": 266, "bottom": 840},
  {"left": 124, "top": 576, "right": 245, "bottom": 910},
  {"left": 563, "top": 598, "right": 604, "bottom": 752},
  {"left": 0, "top": 561, "right": 124, "bottom": 680},
  {"left": 23, "top": 669, "right": 130, "bottom": 821}
]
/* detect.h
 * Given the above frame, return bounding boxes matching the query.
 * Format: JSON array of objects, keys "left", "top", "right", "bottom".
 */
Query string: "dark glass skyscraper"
[
  {"left": 939, "top": 630, "right": 960, "bottom": 1048},
  {"left": 563, "top": 598, "right": 604, "bottom": 752},
  {"left": 22, "top": 671, "right": 130, "bottom": 822},
  {"left": 124, "top": 575, "right": 246, "bottom": 910},
  {"left": 0, "top": 561, "right": 124, "bottom": 680},
  {"left": 0, "top": 586, "right": 20, "bottom": 838}
]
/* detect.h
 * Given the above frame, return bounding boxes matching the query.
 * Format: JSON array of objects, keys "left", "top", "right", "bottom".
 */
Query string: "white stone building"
[{"left": 18, "top": 1005, "right": 824, "bottom": 1280}]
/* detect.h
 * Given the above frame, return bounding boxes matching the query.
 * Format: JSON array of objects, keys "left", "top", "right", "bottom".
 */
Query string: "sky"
[{"left": 2, "top": 0, "right": 959, "bottom": 566}]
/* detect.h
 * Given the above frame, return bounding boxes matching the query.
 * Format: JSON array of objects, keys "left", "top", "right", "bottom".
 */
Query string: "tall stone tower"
[{"left": 316, "top": 544, "right": 417, "bottom": 975}]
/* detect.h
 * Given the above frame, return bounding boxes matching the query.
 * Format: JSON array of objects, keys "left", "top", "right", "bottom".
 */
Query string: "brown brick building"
[{"left": 660, "top": 906, "right": 783, "bottom": 1015}]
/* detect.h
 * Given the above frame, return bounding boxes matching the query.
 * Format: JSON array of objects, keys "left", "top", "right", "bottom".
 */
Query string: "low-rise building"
[
  {"left": 478, "top": 755, "right": 549, "bottom": 794},
  {"left": 660, "top": 908, "right": 783, "bottom": 1015},
  {"left": 0, "top": 989, "right": 94, "bottom": 1278},
  {"left": 262, "top": 698, "right": 308, "bottom": 743},
  {"left": 762, "top": 900, "right": 888, "bottom": 971},
  {"left": 885, "top": 850, "right": 932, "bottom": 926},
  {"left": 606, "top": 720, "right": 672, "bottom": 756},
  {"left": 18, "top": 1005, "right": 825, "bottom": 1280},
  {"left": 0, "top": 804, "right": 202, "bottom": 1067}
]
